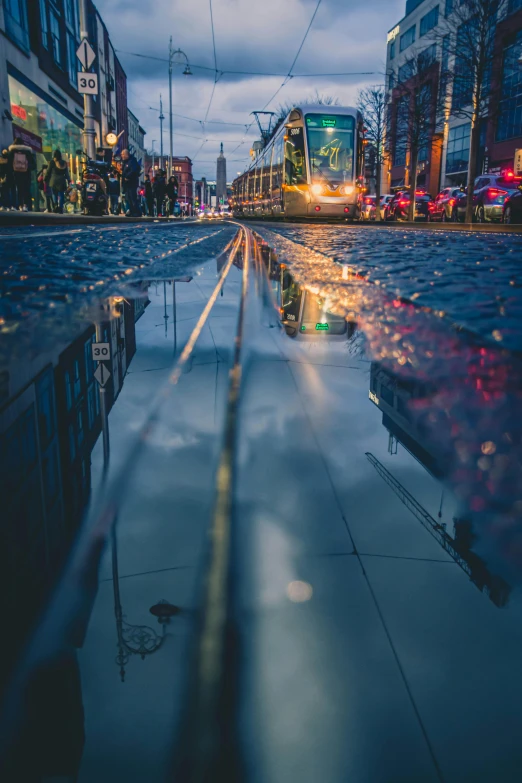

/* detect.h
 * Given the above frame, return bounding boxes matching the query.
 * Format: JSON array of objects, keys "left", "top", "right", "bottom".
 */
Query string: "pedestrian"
[
  {"left": 7, "top": 137, "right": 36, "bottom": 211},
  {"left": 0, "top": 148, "right": 13, "bottom": 211},
  {"left": 166, "top": 175, "right": 178, "bottom": 216},
  {"left": 144, "top": 174, "right": 154, "bottom": 216},
  {"left": 108, "top": 173, "right": 120, "bottom": 214},
  {"left": 152, "top": 168, "right": 167, "bottom": 216},
  {"left": 37, "top": 164, "right": 54, "bottom": 212},
  {"left": 120, "top": 149, "right": 141, "bottom": 217},
  {"left": 44, "top": 150, "right": 70, "bottom": 213}
]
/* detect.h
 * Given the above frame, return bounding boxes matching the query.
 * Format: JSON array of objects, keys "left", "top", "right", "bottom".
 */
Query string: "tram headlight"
[
  {"left": 311, "top": 183, "right": 324, "bottom": 195},
  {"left": 343, "top": 185, "right": 355, "bottom": 196}
]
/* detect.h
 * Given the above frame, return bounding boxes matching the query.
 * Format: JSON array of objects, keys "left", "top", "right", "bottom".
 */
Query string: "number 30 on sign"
[
  {"left": 78, "top": 72, "right": 98, "bottom": 94},
  {"left": 92, "top": 342, "right": 110, "bottom": 360}
]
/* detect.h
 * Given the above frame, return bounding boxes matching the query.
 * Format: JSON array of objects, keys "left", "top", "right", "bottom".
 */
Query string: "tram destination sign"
[
  {"left": 315, "top": 323, "right": 330, "bottom": 331},
  {"left": 321, "top": 118, "right": 336, "bottom": 128}
]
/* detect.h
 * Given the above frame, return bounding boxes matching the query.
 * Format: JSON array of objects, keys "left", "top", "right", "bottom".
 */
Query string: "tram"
[{"left": 232, "top": 104, "right": 366, "bottom": 220}]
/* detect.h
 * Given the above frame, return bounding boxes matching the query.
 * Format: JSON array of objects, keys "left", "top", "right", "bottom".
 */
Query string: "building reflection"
[
  {"left": 0, "top": 283, "right": 149, "bottom": 779},
  {"left": 368, "top": 361, "right": 511, "bottom": 609}
]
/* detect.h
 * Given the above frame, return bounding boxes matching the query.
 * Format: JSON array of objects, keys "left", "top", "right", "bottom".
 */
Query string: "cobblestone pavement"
[
  {"left": 0, "top": 223, "right": 236, "bottom": 363},
  {"left": 252, "top": 222, "right": 522, "bottom": 351}
]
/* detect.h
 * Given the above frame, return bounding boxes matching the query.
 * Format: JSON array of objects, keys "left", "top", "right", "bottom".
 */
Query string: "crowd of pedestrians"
[{"left": 0, "top": 141, "right": 187, "bottom": 217}]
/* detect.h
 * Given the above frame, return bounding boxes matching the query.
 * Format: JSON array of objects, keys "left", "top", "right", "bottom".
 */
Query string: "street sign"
[
  {"left": 76, "top": 39, "right": 96, "bottom": 70},
  {"left": 94, "top": 363, "right": 111, "bottom": 387},
  {"left": 92, "top": 342, "right": 110, "bottom": 361},
  {"left": 78, "top": 73, "right": 98, "bottom": 95}
]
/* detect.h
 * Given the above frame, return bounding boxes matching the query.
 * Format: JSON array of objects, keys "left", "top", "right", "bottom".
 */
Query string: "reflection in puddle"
[{"left": 2, "top": 223, "right": 522, "bottom": 780}]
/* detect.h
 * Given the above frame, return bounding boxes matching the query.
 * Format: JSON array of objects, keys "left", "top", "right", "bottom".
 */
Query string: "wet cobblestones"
[{"left": 257, "top": 223, "right": 522, "bottom": 351}]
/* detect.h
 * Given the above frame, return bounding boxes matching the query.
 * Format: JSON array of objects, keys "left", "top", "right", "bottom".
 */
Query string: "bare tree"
[
  {"left": 437, "top": 0, "right": 506, "bottom": 223},
  {"left": 390, "top": 50, "right": 441, "bottom": 220},
  {"left": 357, "top": 85, "right": 386, "bottom": 220}
]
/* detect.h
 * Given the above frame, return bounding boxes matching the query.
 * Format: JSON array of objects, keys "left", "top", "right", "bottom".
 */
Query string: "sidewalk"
[{"left": 0, "top": 211, "right": 195, "bottom": 227}]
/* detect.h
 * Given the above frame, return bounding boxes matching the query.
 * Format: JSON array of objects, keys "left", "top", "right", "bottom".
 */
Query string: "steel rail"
[{"left": 172, "top": 223, "right": 254, "bottom": 782}]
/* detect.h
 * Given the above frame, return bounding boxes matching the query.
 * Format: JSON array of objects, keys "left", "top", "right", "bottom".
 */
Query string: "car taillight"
[
  {"left": 364, "top": 197, "right": 372, "bottom": 204},
  {"left": 398, "top": 199, "right": 408, "bottom": 206},
  {"left": 487, "top": 188, "right": 507, "bottom": 199}
]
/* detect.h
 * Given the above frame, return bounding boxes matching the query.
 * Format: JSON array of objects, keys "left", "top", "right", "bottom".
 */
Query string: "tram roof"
[{"left": 290, "top": 104, "right": 358, "bottom": 116}]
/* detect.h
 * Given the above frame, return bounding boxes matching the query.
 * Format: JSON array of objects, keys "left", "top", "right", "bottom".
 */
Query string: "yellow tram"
[{"left": 232, "top": 104, "right": 366, "bottom": 220}]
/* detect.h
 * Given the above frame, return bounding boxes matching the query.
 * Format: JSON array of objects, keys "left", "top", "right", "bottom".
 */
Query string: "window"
[
  {"left": 496, "top": 31, "right": 522, "bottom": 141},
  {"left": 77, "top": 408, "right": 84, "bottom": 446},
  {"left": 390, "top": 40, "right": 396, "bottom": 60},
  {"left": 446, "top": 123, "right": 470, "bottom": 173},
  {"left": 400, "top": 25, "right": 416, "bottom": 52},
  {"left": 398, "top": 60, "right": 414, "bottom": 83},
  {"left": 305, "top": 114, "right": 355, "bottom": 185},
  {"left": 508, "top": 0, "right": 522, "bottom": 13},
  {"left": 420, "top": 6, "right": 439, "bottom": 37},
  {"left": 4, "top": 0, "right": 30, "bottom": 51},
  {"left": 388, "top": 70, "right": 395, "bottom": 90},
  {"left": 84, "top": 336, "right": 95, "bottom": 382},
  {"left": 284, "top": 125, "right": 307, "bottom": 186},
  {"left": 36, "top": 371, "right": 55, "bottom": 449},
  {"left": 419, "top": 43, "right": 437, "bottom": 71},
  {"left": 445, "top": 0, "right": 453, "bottom": 14},
  {"left": 73, "top": 359, "right": 81, "bottom": 398},
  {"left": 452, "top": 22, "right": 474, "bottom": 110},
  {"left": 40, "top": 0, "right": 49, "bottom": 49},
  {"left": 67, "top": 33, "right": 77, "bottom": 84},
  {"left": 50, "top": 8, "right": 62, "bottom": 66},
  {"left": 68, "top": 423, "right": 76, "bottom": 460},
  {"left": 87, "top": 384, "right": 98, "bottom": 428},
  {"left": 394, "top": 95, "right": 409, "bottom": 166}
]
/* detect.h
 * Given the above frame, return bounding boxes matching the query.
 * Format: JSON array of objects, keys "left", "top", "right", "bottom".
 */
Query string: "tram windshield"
[
  {"left": 305, "top": 113, "right": 355, "bottom": 186},
  {"left": 301, "top": 293, "right": 347, "bottom": 335}
]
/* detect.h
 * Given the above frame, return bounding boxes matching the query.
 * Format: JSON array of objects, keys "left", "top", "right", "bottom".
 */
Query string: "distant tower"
[{"left": 216, "top": 142, "right": 227, "bottom": 206}]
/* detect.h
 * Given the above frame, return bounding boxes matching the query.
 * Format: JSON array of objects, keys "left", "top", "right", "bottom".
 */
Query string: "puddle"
[{"left": 1, "top": 225, "right": 522, "bottom": 781}]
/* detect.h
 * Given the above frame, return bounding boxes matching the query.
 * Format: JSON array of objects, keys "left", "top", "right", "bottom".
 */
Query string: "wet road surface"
[{"left": 1, "top": 220, "right": 522, "bottom": 782}]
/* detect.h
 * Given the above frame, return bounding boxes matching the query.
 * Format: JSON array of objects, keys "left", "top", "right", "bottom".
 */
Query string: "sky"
[{"left": 96, "top": 0, "right": 405, "bottom": 180}]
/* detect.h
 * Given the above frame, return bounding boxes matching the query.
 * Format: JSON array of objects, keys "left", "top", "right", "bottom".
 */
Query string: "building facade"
[
  {"left": 127, "top": 108, "right": 146, "bottom": 174},
  {"left": 172, "top": 155, "right": 193, "bottom": 212},
  {"left": 384, "top": 0, "right": 522, "bottom": 194},
  {"left": 0, "top": 0, "right": 134, "bottom": 195}
]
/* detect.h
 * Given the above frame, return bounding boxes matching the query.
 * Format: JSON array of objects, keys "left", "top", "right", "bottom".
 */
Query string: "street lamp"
[{"left": 168, "top": 38, "right": 192, "bottom": 178}]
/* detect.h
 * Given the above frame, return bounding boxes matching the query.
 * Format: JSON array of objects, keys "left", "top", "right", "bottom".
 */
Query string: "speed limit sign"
[
  {"left": 77, "top": 72, "right": 98, "bottom": 95},
  {"left": 92, "top": 342, "right": 110, "bottom": 361}
]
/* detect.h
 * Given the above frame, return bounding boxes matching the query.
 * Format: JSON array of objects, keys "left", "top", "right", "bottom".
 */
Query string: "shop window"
[
  {"left": 420, "top": 6, "right": 439, "bottom": 37},
  {"left": 400, "top": 25, "right": 416, "bottom": 52},
  {"left": 446, "top": 123, "right": 470, "bottom": 174},
  {"left": 496, "top": 31, "right": 522, "bottom": 142},
  {"left": 4, "top": 0, "right": 30, "bottom": 52}
]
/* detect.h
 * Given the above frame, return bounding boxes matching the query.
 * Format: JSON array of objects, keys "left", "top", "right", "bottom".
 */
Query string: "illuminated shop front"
[{"left": 8, "top": 74, "right": 83, "bottom": 184}]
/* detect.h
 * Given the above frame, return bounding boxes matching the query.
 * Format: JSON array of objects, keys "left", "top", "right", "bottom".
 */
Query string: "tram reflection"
[{"left": 368, "top": 361, "right": 512, "bottom": 609}]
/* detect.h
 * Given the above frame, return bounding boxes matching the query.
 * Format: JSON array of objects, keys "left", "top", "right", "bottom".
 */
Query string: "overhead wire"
[{"left": 230, "top": 0, "right": 324, "bottom": 155}]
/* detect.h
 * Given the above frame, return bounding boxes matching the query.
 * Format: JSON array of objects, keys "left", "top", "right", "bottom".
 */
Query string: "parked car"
[
  {"left": 369, "top": 194, "right": 394, "bottom": 221},
  {"left": 360, "top": 195, "right": 376, "bottom": 221},
  {"left": 385, "top": 190, "right": 434, "bottom": 221},
  {"left": 503, "top": 188, "right": 522, "bottom": 224},
  {"left": 471, "top": 174, "right": 522, "bottom": 222},
  {"left": 429, "top": 187, "right": 465, "bottom": 222}
]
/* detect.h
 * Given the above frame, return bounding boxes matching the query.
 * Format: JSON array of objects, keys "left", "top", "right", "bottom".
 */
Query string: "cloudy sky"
[{"left": 96, "top": 0, "right": 405, "bottom": 180}]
